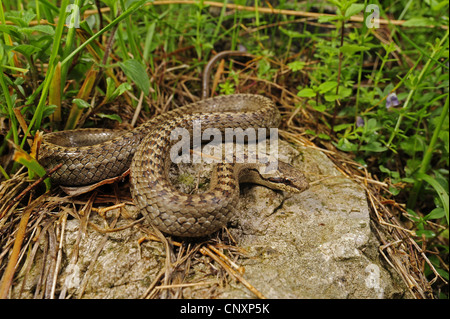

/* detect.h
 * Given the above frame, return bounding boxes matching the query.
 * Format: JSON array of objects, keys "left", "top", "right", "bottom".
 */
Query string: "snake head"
[{"left": 258, "top": 161, "right": 309, "bottom": 193}]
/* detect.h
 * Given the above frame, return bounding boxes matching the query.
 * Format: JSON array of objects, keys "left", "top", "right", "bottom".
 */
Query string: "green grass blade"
[
  {"left": 408, "top": 94, "right": 449, "bottom": 212},
  {"left": 415, "top": 173, "right": 449, "bottom": 225},
  {"left": 60, "top": 0, "right": 147, "bottom": 68},
  {"left": 13, "top": 147, "right": 51, "bottom": 190},
  {"left": 25, "top": 0, "right": 69, "bottom": 140}
]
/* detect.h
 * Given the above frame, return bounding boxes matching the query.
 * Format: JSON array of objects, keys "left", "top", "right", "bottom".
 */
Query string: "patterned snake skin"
[{"left": 40, "top": 94, "right": 309, "bottom": 237}]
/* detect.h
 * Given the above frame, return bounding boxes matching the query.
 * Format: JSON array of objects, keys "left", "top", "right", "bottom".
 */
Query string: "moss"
[{"left": 177, "top": 173, "right": 196, "bottom": 186}]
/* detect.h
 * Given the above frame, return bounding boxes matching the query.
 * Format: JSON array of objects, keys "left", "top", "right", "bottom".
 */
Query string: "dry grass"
[{"left": 0, "top": 37, "right": 445, "bottom": 299}]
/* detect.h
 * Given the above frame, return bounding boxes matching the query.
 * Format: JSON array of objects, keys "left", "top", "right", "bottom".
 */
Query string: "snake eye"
[
  {"left": 268, "top": 177, "right": 284, "bottom": 183},
  {"left": 268, "top": 177, "right": 297, "bottom": 188}
]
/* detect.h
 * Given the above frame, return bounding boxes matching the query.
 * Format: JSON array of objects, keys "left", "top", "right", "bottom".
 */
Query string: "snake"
[{"left": 39, "top": 60, "right": 309, "bottom": 238}]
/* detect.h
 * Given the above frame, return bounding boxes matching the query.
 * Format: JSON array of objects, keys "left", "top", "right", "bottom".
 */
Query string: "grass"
[{"left": 0, "top": 0, "right": 448, "bottom": 298}]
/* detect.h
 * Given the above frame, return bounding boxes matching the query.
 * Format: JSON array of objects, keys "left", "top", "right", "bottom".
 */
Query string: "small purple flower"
[
  {"left": 237, "top": 44, "right": 247, "bottom": 52},
  {"left": 386, "top": 92, "right": 400, "bottom": 109},
  {"left": 356, "top": 116, "right": 365, "bottom": 127}
]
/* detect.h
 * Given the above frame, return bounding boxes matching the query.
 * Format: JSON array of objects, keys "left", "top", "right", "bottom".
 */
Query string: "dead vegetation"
[
  {"left": 0, "top": 49, "right": 444, "bottom": 299},
  {"left": 1, "top": 1, "right": 448, "bottom": 298}
]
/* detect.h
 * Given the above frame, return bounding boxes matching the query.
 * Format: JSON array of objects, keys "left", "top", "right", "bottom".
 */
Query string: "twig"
[
  {"left": 0, "top": 192, "right": 48, "bottom": 299},
  {"left": 155, "top": 281, "right": 218, "bottom": 289},
  {"left": 50, "top": 212, "right": 68, "bottom": 299},
  {"left": 11, "top": 1, "right": 447, "bottom": 29},
  {"left": 91, "top": 203, "right": 126, "bottom": 216},
  {"left": 44, "top": 226, "right": 58, "bottom": 299},
  {"left": 0, "top": 163, "right": 62, "bottom": 220},
  {"left": 199, "top": 246, "right": 266, "bottom": 299},
  {"left": 131, "top": 91, "right": 145, "bottom": 127},
  {"left": 141, "top": 267, "right": 166, "bottom": 299},
  {"left": 207, "top": 244, "right": 244, "bottom": 275},
  {"left": 202, "top": 50, "right": 254, "bottom": 98}
]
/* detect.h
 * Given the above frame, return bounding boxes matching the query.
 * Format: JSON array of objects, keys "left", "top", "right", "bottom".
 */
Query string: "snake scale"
[{"left": 39, "top": 94, "right": 309, "bottom": 237}]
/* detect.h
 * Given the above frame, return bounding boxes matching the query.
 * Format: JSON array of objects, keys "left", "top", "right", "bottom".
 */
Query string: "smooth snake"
[{"left": 39, "top": 54, "right": 309, "bottom": 237}]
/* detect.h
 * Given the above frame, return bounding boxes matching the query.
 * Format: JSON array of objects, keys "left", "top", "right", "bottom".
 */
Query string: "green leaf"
[
  {"left": 219, "top": 81, "right": 236, "bottom": 95},
  {"left": 12, "top": 44, "right": 41, "bottom": 57},
  {"left": 279, "top": 26, "right": 304, "bottom": 38},
  {"left": 72, "top": 98, "right": 91, "bottom": 109},
  {"left": 318, "top": 81, "right": 338, "bottom": 94},
  {"left": 19, "top": 25, "right": 55, "bottom": 35},
  {"left": 13, "top": 148, "right": 51, "bottom": 190},
  {"left": 42, "top": 104, "right": 57, "bottom": 118},
  {"left": 318, "top": 15, "right": 339, "bottom": 23},
  {"left": 30, "top": 24, "right": 55, "bottom": 35},
  {"left": 389, "top": 186, "right": 401, "bottom": 196},
  {"left": 416, "top": 229, "right": 436, "bottom": 238},
  {"left": 340, "top": 44, "right": 371, "bottom": 55},
  {"left": 6, "top": 10, "right": 36, "bottom": 26},
  {"left": 416, "top": 173, "right": 449, "bottom": 224},
  {"left": 379, "top": 165, "right": 391, "bottom": 174},
  {"left": 403, "top": 17, "right": 436, "bottom": 27},
  {"left": 335, "top": 138, "right": 358, "bottom": 152},
  {"left": 437, "top": 268, "right": 449, "bottom": 281},
  {"left": 258, "top": 59, "right": 273, "bottom": 80},
  {"left": 325, "top": 87, "right": 353, "bottom": 101},
  {"left": 100, "top": 0, "right": 117, "bottom": 8},
  {"left": 360, "top": 141, "right": 388, "bottom": 152},
  {"left": 312, "top": 104, "right": 327, "bottom": 112},
  {"left": 287, "top": 61, "right": 305, "bottom": 72},
  {"left": 112, "top": 83, "right": 131, "bottom": 99},
  {"left": 426, "top": 207, "right": 446, "bottom": 220},
  {"left": 341, "top": 87, "right": 353, "bottom": 98},
  {"left": 97, "top": 113, "right": 122, "bottom": 123},
  {"left": 106, "top": 77, "right": 131, "bottom": 102},
  {"left": 430, "top": 0, "right": 450, "bottom": 12},
  {"left": 318, "top": 133, "right": 331, "bottom": 140},
  {"left": 365, "top": 118, "right": 379, "bottom": 131},
  {"left": 118, "top": 59, "right": 150, "bottom": 95},
  {"left": 297, "top": 88, "right": 316, "bottom": 98},
  {"left": 0, "top": 24, "right": 21, "bottom": 39},
  {"left": 401, "top": 177, "right": 416, "bottom": 184},
  {"left": 407, "top": 209, "right": 420, "bottom": 222},
  {"left": 400, "top": 135, "right": 427, "bottom": 156},
  {"left": 345, "top": 3, "right": 365, "bottom": 18},
  {"left": 334, "top": 123, "right": 353, "bottom": 132},
  {"left": 379, "top": 164, "right": 400, "bottom": 179},
  {"left": 324, "top": 94, "right": 340, "bottom": 102},
  {"left": 105, "top": 77, "right": 116, "bottom": 101}
]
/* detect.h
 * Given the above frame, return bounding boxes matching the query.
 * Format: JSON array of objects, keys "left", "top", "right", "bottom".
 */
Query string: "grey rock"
[
  {"left": 12, "top": 140, "right": 409, "bottom": 299},
  {"left": 193, "top": 141, "right": 409, "bottom": 298}
]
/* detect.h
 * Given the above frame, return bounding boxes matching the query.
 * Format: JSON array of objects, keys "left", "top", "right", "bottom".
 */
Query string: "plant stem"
[
  {"left": 60, "top": 0, "right": 84, "bottom": 91},
  {"left": 60, "top": 0, "right": 147, "bottom": 67},
  {"left": 355, "top": 0, "right": 369, "bottom": 120},
  {"left": 408, "top": 95, "right": 449, "bottom": 210},
  {"left": 0, "top": 68, "right": 18, "bottom": 145},
  {"left": 120, "top": 0, "right": 140, "bottom": 59},
  {"left": 331, "top": 17, "right": 345, "bottom": 131},
  {"left": 25, "top": 0, "right": 69, "bottom": 143},
  {"left": 387, "top": 29, "right": 449, "bottom": 147}
]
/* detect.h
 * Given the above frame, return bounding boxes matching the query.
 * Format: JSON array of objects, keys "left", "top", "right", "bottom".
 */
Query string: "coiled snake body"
[{"left": 40, "top": 94, "right": 309, "bottom": 237}]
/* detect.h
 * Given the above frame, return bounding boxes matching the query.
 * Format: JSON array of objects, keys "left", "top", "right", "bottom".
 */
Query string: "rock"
[
  {"left": 12, "top": 140, "right": 410, "bottom": 299},
  {"left": 183, "top": 140, "right": 410, "bottom": 298}
]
